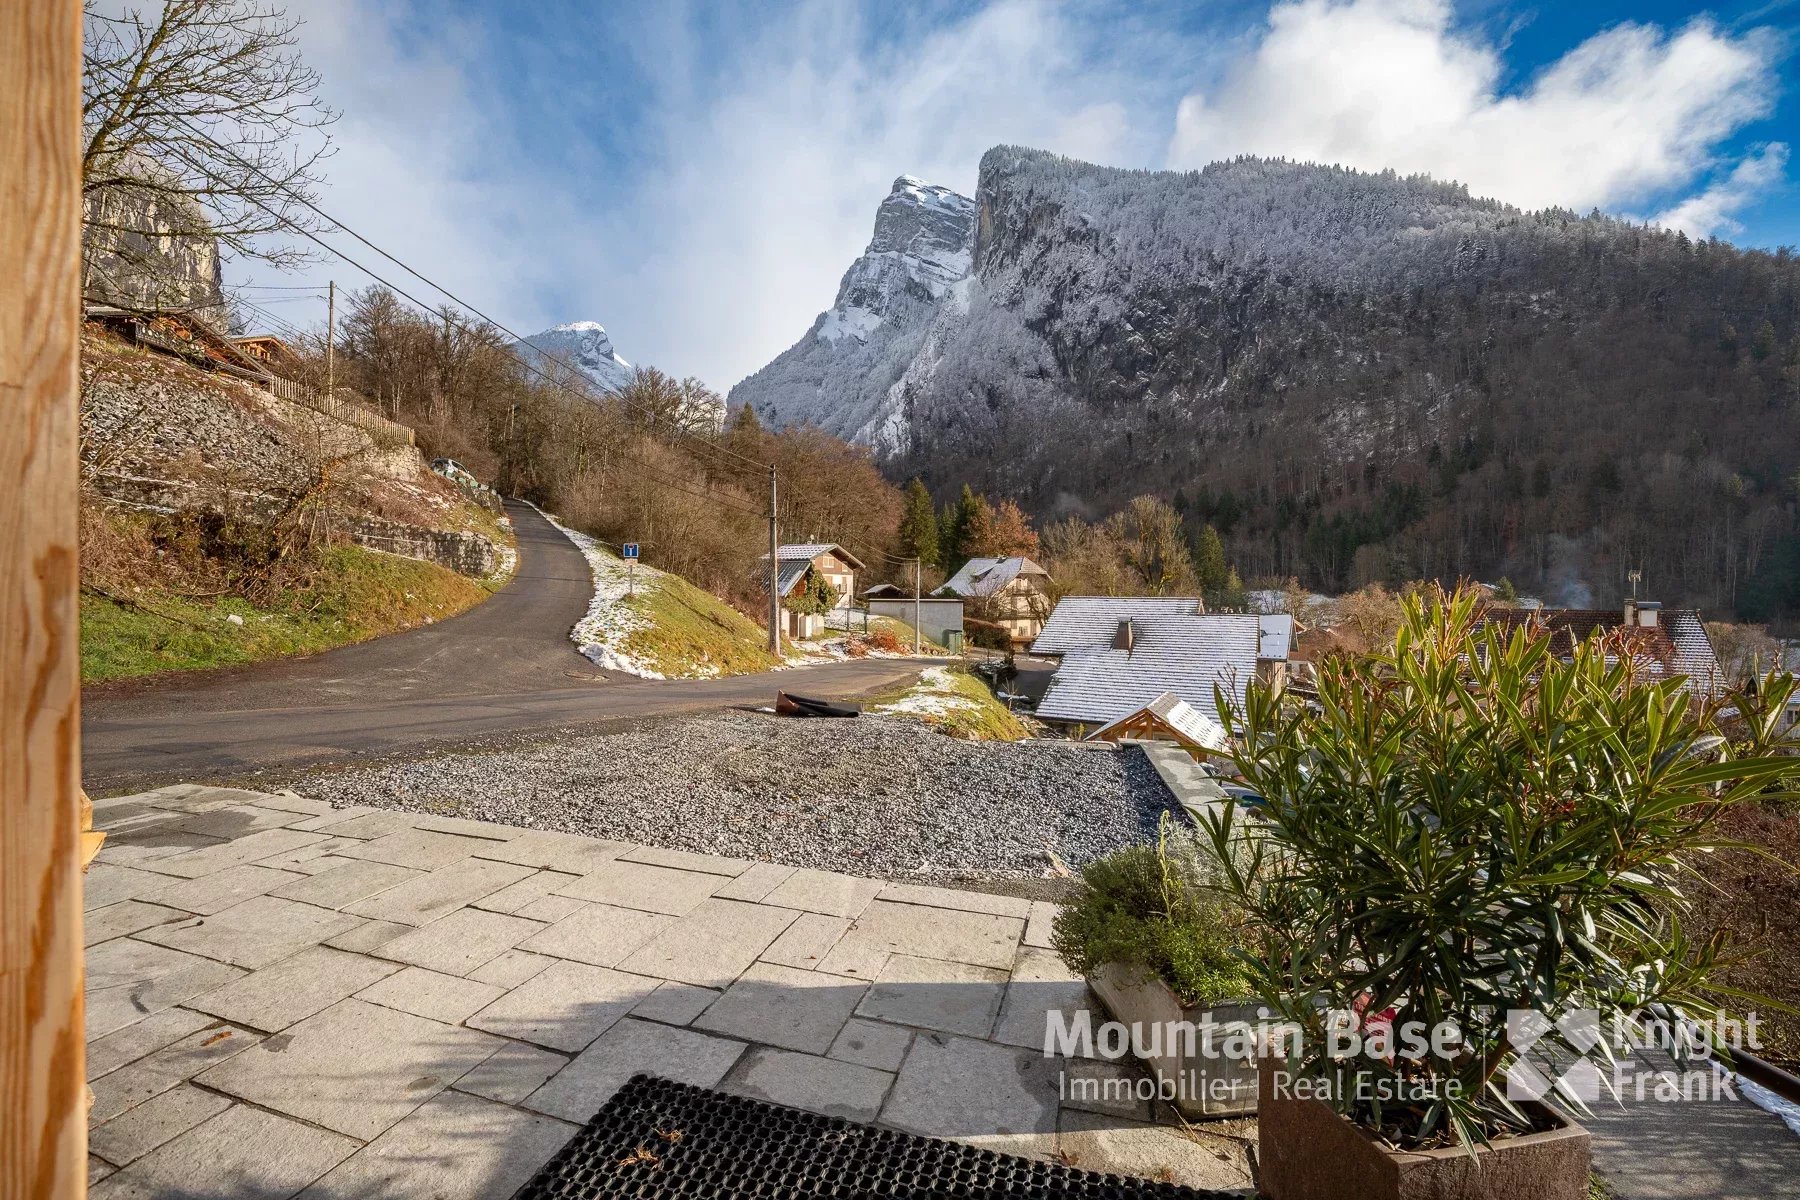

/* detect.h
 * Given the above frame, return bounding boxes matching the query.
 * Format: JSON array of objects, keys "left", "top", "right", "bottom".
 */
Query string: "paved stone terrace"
[{"left": 81, "top": 785, "right": 1256, "bottom": 1198}]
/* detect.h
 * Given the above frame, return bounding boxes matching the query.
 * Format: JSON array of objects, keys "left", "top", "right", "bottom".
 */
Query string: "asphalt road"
[{"left": 82, "top": 499, "right": 925, "bottom": 791}]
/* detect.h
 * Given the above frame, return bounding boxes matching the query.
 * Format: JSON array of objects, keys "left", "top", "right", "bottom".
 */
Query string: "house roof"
[
  {"left": 1032, "top": 598, "right": 1293, "bottom": 725},
  {"left": 1477, "top": 606, "right": 1723, "bottom": 694},
  {"left": 1087, "top": 690, "right": 1230, "bottom": 754},
  {"left": 769, "top": 543, "right": 867, "bottom": 571},
  {"left": 937, "top": 556, "right": 1048, "bottom": 598},
  {"left": 774, "top": 560, "right": 812, "bottom": 596}
]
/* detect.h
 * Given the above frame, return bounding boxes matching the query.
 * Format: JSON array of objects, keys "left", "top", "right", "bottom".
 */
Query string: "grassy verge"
[
  {"left": 617, "top": 572, "right": 781, "bottom": 678},
  {"left": 867, "top": 665, "right": 1032, "bottom": 741},
  {"left": 82, "top": 545, "right": 491, "bottom": 684}
]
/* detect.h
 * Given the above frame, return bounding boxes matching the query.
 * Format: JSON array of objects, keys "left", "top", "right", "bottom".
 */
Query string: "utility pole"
[
  {"left": 768, "top": 466, "right": 781, "bottom": 656},
  {"left": 914, "top": 557, "right": 922, "bottom": 655},
  {"left": 2, "top": 1, "right": 87, "bottom": 1193},
  {"left": 325, "top": 279, "right": 336, "bottom": 400}
]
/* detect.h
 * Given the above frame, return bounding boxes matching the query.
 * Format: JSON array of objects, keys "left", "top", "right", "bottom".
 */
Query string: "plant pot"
[
  {"left": 1256, "top": 1057, "right": 1591, "bottom": 1200},
  {"left": 1087, "top": 962, "right": 1260, "bottom": 1117}
]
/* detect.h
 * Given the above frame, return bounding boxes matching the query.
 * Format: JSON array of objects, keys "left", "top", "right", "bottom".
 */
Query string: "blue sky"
[{"left": 240, "top": 0, "right": 1800, "bottom": 389}]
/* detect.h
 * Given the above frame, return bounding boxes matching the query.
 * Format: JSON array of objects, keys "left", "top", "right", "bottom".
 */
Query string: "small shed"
[{"left": 1084, "top": 690, "right": 1231, "bottom": 758}]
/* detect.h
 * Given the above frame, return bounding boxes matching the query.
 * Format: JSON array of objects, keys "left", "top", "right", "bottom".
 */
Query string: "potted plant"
[
  {"left": 1053, "top": 821, "right": 1262, "bottom": 1117},
  {"left": 1201, "top": 588, "right": 1794, "bottom": 1200}
]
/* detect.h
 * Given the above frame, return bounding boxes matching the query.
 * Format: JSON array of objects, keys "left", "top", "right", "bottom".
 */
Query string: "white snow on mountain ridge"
[
  {"left": 726, "top": 174, "right": 976, "bottom": 448},
  {"left": 515, "top": 320, "right": 634, "bottom": 394}
]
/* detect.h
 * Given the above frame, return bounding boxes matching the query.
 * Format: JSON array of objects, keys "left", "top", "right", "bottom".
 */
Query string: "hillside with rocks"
[{"left": 741, "top": 147, "right": 1800, "bottom": 618}]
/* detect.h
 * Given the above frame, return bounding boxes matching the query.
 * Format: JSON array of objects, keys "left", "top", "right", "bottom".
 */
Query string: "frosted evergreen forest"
[{"left": 744, "top": 147, "right": 1800, "bottom": 617}]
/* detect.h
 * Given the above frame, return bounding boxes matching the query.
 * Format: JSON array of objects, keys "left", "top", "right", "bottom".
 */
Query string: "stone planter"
[
  {"left": 1257, "top": 1057, "right": 1591, "bottom": 1200},
  {"left": 1087, "top": 962, "right": 1260, "bottom": 1118}
]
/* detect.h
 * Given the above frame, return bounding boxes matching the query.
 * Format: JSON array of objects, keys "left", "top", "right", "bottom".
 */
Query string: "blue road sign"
[{"left": 622, "top": 542, "right": 639, "bottom": 559}]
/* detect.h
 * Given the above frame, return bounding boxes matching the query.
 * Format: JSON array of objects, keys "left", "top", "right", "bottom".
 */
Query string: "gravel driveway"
[{"left": 292, "top": 710, "right": 1179, "bottom": 880}]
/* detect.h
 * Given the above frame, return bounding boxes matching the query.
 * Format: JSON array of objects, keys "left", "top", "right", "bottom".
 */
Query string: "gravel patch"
[{"left": 291, "top": 710, "right": 1179, "bottom": 880}]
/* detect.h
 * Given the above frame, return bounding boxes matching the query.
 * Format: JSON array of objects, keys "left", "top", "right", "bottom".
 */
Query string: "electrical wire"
[{"left": 130, "top": 99, "right": 770, "bottom": 478}]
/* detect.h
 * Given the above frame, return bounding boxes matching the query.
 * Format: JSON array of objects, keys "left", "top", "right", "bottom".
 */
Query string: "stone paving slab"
[
  {"left": 762, "top": 868, "right": 884, "bottom": 918},
  {"left": 761, "top": 912, "right": 852, "bottom": 970},
  {"left": 89, "top": 1021, "right": 263, "bottom": 1123},
  {"left": 714, "top": 860, "right": 798, "bottom": 902},
  {"left": 470, "top": 869, "right": 582, "bottom": 915},
  {"left": 466, "top": 959, "right": 658, "bottom": 1052},
  {"left": 857, "top": 953, "right": 1009, "bottom": 1038},
  {"left": 616, "top": 897, "right": 800, "bottom": 987},
  {"left": 694, "top": 961, "right": 867, "bottom": 1053},
  {"left": 992, "top": 946, "right": 1093, "bottom": 1050},
  {"left": 336, "top": 827, "right": 499, "bottom": 871},
  {"left": 356, "top": 965, "right": 506, "bottom": 1024},
  {"left": 453, "top": 1042, "right": 570, "bottom": 1105},
  {"left": 519, "top": 901, "right": 673, "bottom": 967},
  {"left": 197, "top": 998, "right": 502, "bottom": 1139},
  {"left": 87, "top": 1008, "right": 217, "bottom": 1081},
  {"left": 617, "top": 843, "right": 755, "bottom": 876},
  {"left": 86, "top": 938, "right": 245, "bottom": 1040},
  {"left": 816, "top": 899, "right": 1024, "bottom": 977},
  {"left": 185, "top": 945, "right": 401, "bottom": 1032},
  {"left": 1058, "top": 1108, "right": 1257, "bottom": 1189},
  {"left": 134, "top": 896, "right": 360, "bottom": 969},
  {"left": 342, "top": 858, "right": 534, "bottom": 926},
  {"left": 828, "top": 1017, "right": 915, "bottom": 1073},
  {"left": 144, "top": 827, "right": 323, "bottom": 879},
  {"left": 630, "top": 981, "right": 720, "bottom": 1026},
  {"left": 470, "top": 829, "right": 631, "bottom": 874},
  {"left": 298, "top": 1088, "right": 576, "bottom": 1200},
  {"left": 90, "top": 1104, "right": 359, "bottom": 1200},
  {"left": 83, "top": 901, "right": 193, "bottom": 947},
  {"left": 523, "top": 1017, "right": 747, "bottom": 1122},
  {"left": 375, "top": 906, "right": 545, "bottom": 975},
  {"left": 722, "top": 1045, "right": 894, "bottom": 1122},
  {"left": 83, "top": 863, "right": 188, "bottom": 910},
  {"left": 89, "top": 1084, "right": 232, "bottom": 1168},
  {"left": 879, "top": 882, "right": 1034, "bottom": 919},
  {"left": 468, "top": 948, "right": 555, "bottom": 988},
  {"left": 144, "top": 863, "right": 303, "bottom": 915},
  {"left": 271, "top": 858, "right": 424, "bottom": 909},
  {"left": 879, "top": 1031, "right": 1062, "bottom": 1159},
  {"left": 94, "top": 830, "right": 225, "bottom": 869},
  {"left": 555, "top": 859, "right": 724, "bottom": 915},
  {"left": 80, "top": 786, "right": 1275, "bottom": 1197}
]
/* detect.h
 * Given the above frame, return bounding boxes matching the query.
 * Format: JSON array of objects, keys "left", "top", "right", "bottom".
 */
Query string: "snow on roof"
[
  {"left": 1087, "top": 690, "right": 1230, "bottom": 754},
  {"left": 773, "top": 560, "right": 811, "bottom": 596},
  {"left": 938, "top": 556, "right": 1048, "bottom": 598},
  {"left": 1031, "top": 598, "right": 1292, "bottom": 725},
  {"left": 770, "top": 543, "right": 867, "bottom": 570}
]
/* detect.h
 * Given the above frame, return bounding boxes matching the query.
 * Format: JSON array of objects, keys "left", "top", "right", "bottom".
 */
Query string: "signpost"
[{"left": 622, "top": 542, "right": 639, "bottom": 597}]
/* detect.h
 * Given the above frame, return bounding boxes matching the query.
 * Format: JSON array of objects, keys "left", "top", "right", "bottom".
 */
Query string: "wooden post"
[{"left": 1, "top": 1, "right": 88, "bottom": 1196}]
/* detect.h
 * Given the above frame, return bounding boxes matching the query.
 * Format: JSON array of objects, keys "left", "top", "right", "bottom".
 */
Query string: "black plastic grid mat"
[{"left": 515, "top": 1074, "right": 1256, "bottom": 1199}]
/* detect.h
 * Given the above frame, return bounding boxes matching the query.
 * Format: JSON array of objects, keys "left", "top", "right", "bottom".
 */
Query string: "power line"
[{"left": 131, "top": 101, "right": 768, "bottom": 478}]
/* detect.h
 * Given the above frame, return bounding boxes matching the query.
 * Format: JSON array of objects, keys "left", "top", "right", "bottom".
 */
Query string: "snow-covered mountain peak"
[
  {"left": 515, "top": 320, "right": 634, "bottom": 394},
  {"left": 726, "top": 173, "right": 976, "bottom": 449}
]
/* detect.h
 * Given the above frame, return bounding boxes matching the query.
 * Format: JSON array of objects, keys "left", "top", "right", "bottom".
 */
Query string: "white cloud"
[
  {"left": 1652, "top": 143, "right": 1791, "bottom": 238},
  {"left": 1167, "top": 0, "right": 1783, "bottom": 213},
  {"left": 223, "top": 0, "right": 1788, "bottom": 391}
]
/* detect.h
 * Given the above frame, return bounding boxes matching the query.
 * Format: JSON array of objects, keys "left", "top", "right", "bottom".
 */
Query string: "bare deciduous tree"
[{"left": 82, "top": 0, "right": 335, "bottom": 291}]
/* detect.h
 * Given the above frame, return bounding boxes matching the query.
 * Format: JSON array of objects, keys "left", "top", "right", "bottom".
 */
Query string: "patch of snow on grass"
[
  {"left": 538, "top": 509, "right": 666, "bottom": 679},
  {"left": 872, "top": 667, "right": 977, "bottom": 720}
]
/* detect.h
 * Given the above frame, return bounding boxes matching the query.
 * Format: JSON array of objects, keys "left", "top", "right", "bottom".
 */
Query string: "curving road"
[{"left": 82, "top": 500, "right": 924, "bottom": 791}]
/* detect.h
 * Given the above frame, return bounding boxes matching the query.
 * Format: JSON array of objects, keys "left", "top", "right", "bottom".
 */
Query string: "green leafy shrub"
[
  {"left": 1203, "top": 587, "right": 1797, "bottom": 1150},
  {"left": 1053, "top": 827, "right": 1252, "bottom": 1008}
]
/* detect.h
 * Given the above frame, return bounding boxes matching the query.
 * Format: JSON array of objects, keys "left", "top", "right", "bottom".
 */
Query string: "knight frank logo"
[{"left": 1505, "top": 1008, "right": 1605, "bottom": 1104}]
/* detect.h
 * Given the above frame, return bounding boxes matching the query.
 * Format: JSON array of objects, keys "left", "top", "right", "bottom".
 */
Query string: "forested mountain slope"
[{"left": 769, "top": 147, "right": 1800, "bottom": 616}]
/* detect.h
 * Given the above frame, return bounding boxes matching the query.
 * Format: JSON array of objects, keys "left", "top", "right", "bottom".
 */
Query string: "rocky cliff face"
[
  {"left": 727, "top": 176, "right": 975, "bottom": 450},
  {"left": 82, "top": 151, "right": 225, "bottom": 319},
  {"left": 740, "top": 145, "right": 1800, "bottom": 614},
  {"left": 515, "top": 321, "right": 635, "bottom": 394}
]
